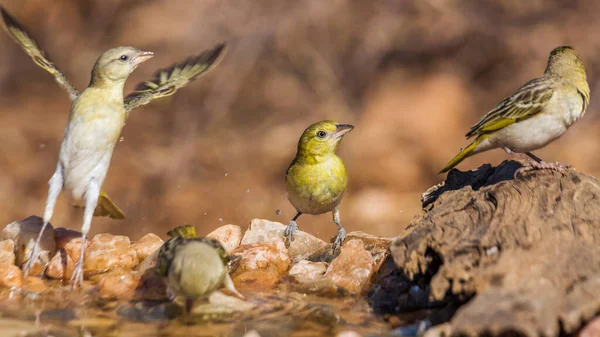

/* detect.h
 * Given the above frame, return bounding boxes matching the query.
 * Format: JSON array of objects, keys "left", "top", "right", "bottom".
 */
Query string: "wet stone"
[
  {"left": 325, "top": 239, "right": 376, "bottom": 294},
  {"left": 0, "top": 239, "right": 15, "bottom": 265},
  {"left": 0, "top": 264, "right": 23, "bottom": 288},
  {"left": 96, "top": 268, "right": 140, "bottom": 300},
  {"left": 344, "top": 231, "right": 392, "bottom": 272},
  {"left": 54, "top": 227, "right": 88, "bottom": 262},
  {"left": 131, "top": 233, "right": 163, "bottom": 262},
  {"left": 288, "top": 260, "right": 328, "bottom": 284},
  {"left": 242, "top": 219, "right": 328, "bottom": 263},
  {"left": 134, "top": 249, "right": 159, "bottom": 274},
  {"left": 1, "top": 216, "right": 55, "bottom": 275},
  {"left": 84, "top": 234, "right": 139, "bottom": 277},
  {"left": 45, "top": 248, "right": 75, "bottom": 280},
  {"left": 231, "top": 238, "right": 291, "bottom": 288},
  {"left": 579, "top": 317, "right": 600, "bottom": 337},
  {"left": 207, "top": 224, "right": 243, "bottom": 254},
  {"left": 22, "top": 275, "right": 48, "bottom": 293}
]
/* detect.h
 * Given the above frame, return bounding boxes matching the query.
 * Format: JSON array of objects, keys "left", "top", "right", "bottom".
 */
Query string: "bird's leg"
[
  {"left": 24, "top": 166, "right": 63, "bottom": 277},
  {"left": 71, "top": 179, "right": 99, "bottom": 289},
  {"left": 223, "top": 274, "right": 245, "bottom": 300},
  {"left": 504, "top": 148, "right": 572, "bottom": 175},
  {"left": 284, "top": 212, "right": 302, "bottom": 247},
  {"left": 331, "top": 206, "right": 346, "bottom": 254}
]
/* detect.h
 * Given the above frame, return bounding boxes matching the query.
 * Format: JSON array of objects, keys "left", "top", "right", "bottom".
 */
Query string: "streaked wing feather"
[
  {"left": 0, "top": 6, "right": 79, "bottom": 100},
  {"left": 124, "top": 43, "right": 226, "bottom": 113},
  {"left": 466, "top": 77, "right": 554, "bottom": 138}
]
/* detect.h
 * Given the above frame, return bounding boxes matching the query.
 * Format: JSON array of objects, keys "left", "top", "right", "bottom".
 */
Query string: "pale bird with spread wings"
[
  {"left": 0, "top": 5, "right": 226, "bottom": 287},
  {"left": 440, "top": 46, "right": 590, "bottom": 174}
]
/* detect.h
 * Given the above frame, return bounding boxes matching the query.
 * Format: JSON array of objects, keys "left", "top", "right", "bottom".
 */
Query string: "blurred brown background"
[{"left": 1, "top": 0, "right": 600, "bottom": 242}]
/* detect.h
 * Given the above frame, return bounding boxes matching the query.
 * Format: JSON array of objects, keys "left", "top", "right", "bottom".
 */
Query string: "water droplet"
[
  {"left": 177, "top": 185, "right": 181, "bottom": 188},
  {"left": 39, "top": 143, "right": 46, "bottom": 149},
  {"left": 245, "top": 188, "right": 250, "bottom": 193},
  {"left": 119, "top": 137, "right": 124, "bottom": 142},
  {"left": 218, "top": 218, "right": 223, "bottom": 223},
  {"left": 275, "top": 209, "right": 282, "bottom": 215},
  {"left": 224, "top": 173, "right": 228, "bottom": 177},
  {"left": 203, "top": 212, "right": 207, "bottom": 216}
]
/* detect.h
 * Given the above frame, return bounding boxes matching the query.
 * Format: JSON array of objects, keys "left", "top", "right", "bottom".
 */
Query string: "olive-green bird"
[
  {"left": 157, "top": 225, "right": 244, "bottom": 314},
  {"left": 440, "top": 46, "right": 590, "bottom": 174},
  {"left": 284, "top": 120, "right": 354, "bottom": 253},
  {"left": 1, "top": 6, "right": 226, "bottom": 287}
]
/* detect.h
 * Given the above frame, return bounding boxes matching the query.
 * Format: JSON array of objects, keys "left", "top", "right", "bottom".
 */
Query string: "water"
[{"left": 0, "top": 283, "right": 399, "bottom": 337}]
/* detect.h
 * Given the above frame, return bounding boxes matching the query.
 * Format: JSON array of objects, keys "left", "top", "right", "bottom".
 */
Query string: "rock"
[
  {"left": 207, "top": 225, "right": 243, "bottom": 254},
  {"left": 344, "top": 231, "right": 392, "bottom": 272},
  {"left": 54, "top": 227, "right": 88, "bottom": 262},
  {"left": 45, "top": 248, "right": 74, "bottom": 280},
  {"left": 390, "top": 161, "right": 600, "bottom": 336},
  {"left": 231, "top": 238, "right": 291, "bottom": 288},
  {"left": 1, "top": 216, "right": 55, "bottom": 274},
  {"left": 336, "top": 331, "right": 362, "bottom": 337},
  {"left": 0, "top": 239, "right": 15, "bottom": 265},
  {"left": 84, "top": 234, "right": 139, "bottom": 277},
  {"left": 578, "top": 317, "right": 600, "bottom": 337},
  {"left": 325, "top": 239, "right": 375, "bottom": 294},
  {"left": 288, "top": 260, "right": 328, "bottom": 284},
  {"left": 131, "top": 233, "right": 163, "bottom": 261},
  {"left": 96, "top": 268, "right": 140, "bottom": 300},
  {"left": 134, "top": 249, "right": 159, "bottom": 274},
  {"left": 0, "top": 264, "right": 23, "bottom": 288},
  {"left": 241, "top": 219, "right": 328, "bottom": 262},
  {"left": 22, "top": 276, "right": 48, "bottom": 293}
]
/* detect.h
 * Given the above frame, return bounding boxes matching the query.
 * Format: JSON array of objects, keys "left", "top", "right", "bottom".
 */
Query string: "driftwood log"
[{"left": 390, "top": 161, "right": 600, "bottom": 337}]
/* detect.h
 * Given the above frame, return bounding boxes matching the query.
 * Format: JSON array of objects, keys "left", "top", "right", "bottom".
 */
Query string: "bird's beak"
[
  {"left": 132, "top": 51, "right": 154, "bottom": 65},
  {"left": 333, "top": 124, "right": 354, "bottom": 138}
]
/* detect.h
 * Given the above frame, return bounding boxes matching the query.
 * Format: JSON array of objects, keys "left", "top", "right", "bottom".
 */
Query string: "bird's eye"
[
  {"left": 120, "top": 55, "right": 128, "bottom": 61},
  {"left": 316, "top": 131, "right": 327, "bottom": 138}
]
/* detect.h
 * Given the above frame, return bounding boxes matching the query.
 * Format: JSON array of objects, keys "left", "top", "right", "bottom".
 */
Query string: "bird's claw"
[
  {"left": 332, "top": 227, "right": 346, "bottom": 254},
  {"left": 284, "top": 220, "right": 299, "bottom": 247},
  {"left": 70, "top": 261, "right": 84, "bottom": 289}
]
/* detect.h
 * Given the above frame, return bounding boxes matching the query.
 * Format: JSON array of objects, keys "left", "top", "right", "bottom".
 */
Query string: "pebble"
[
  {"left": 83, "top": 234, "right": 139, "bottom": 277},
  {"left": 54, "top": 227, "right": 88, "bottom": 262},
  {"left": 231, "top": 238, "right": 291, "bottom": 288},
  {"left": 0, "top": 264, "right": 23, "bottom": 288},
  {"left": 579, "top": 316, "right": 600, "bottom": 337},
  {"left": 344, "top": 231, "right": 392, "bottom": 272},
  {"left": 207, "top": 224, "right": 243, "bottom": 254},
  {"left": 288, "top": 260, "right": 328, "bottom": 284},
  {"left": 96, "top": 268, "right": 139, "bottom": 300},
  {"left": 131, "top": 233, "right": 163, "bottom": 261},
  {"left": 0, "top": 239, "right": 15, "bottom": 265},
  {"left": 1, "top": 216, "right": 55, "bottom": 275},
  {"left": 241, "top": 219, "right": 328, "bottom": 262},
  {"left": 45, "top": 248, "right": 74, "bottom": 280},
  {"left": 325, "top": 239, "right": 375, "bottom": 294}
]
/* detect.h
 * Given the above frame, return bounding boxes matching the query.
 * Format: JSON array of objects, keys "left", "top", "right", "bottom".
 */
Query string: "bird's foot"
[
  {"left": 332, "top": 227, "right": 346, "bottom": 254},
  {"left": 70, "top": 261, "right": 84, "bottom": 289},
  {"left": 22, "top": 247, "right": 40, "bottom": 278},
  {"left": 516, "top": 160, "right": 573, "bottom": 177},
  {"left": 284, "top": 220, "right": 299, "bottom": 247}
]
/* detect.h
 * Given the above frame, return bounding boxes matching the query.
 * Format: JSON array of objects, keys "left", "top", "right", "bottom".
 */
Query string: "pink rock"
[
  {"left": 45, "top": 248, "right": 75, "bottom": 280},
  {"left": 83, "top": 234, "right": 139, "bottom": 277},
  {"left": 288, "top": 260, "right": 328, "bottom": 284},
  {"left": 0, "top": 264, "right": 23, "bottom": 288},
  {"left": 22, "top": 276, "right": 48, "bottom": 293},
  {"left": 131, "top": 233, "right": 163, "bottom": 261},
  {"left": 336, "top": 331, "right": 362, "bottom": 337},
  {"left": 579, "top": 317, "right": 600, "bottom": 337},
  {"left": 231, "top": 238, "right": 291, "bottom": 288},
  {"left": 134, "top": 249, "right": 159, "bottom": 274},
  {"left": 0, "top": 239, "right": 15, "bottom": 265},
  {"left": 344, "top": 231, "right": 392, "bottom": 272},
  {"left": 325, "top": 239, "right": 375, "bottom": 294},
  {"left": 96, "top": 268, "right": 140, "bottom": 300},
  {"left": 54, "top": 227, "right": 89, "bottom": 262},
  {"left": 242, "top": 219, "right": 328, "bottom": 262},
  {"left": 207, "top": 225, "right": 243, "bottom": 254},
  {"left": 1, "top": 216, "right": 55, "bottom": 275}
]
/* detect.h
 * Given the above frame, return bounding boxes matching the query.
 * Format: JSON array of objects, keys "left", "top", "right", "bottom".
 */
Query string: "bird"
[
  {"left": 0, "top": 6, "right": 226, "bottom": 287},
  {"left": 440, "top": 46, "right": 590, "bottom": 174},
  {"left": 284, "top": 120, "right": 354, "bottom": 254},
  {"left": 157, "top": 225, "right": 244, "bottom": 314}
]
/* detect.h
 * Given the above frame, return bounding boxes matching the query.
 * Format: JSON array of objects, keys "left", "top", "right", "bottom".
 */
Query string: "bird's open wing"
[
  {"left": 124, "top": 43, "right": 226, "bottom": 113},
  {"left": 465, "top": 77, "right": 555, "bottom": 138},
  {"left": 0, "top": 6, "right": 79, "bottom": 100}
]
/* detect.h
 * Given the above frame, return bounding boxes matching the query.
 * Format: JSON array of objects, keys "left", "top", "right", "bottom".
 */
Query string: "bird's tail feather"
[
  {"left": 167, "top": 225, "right": 197, "bottom": 239},
  {"left": 94, "top": 190, "right": 126, "bottom": 219},
  {"left": 439, "top": 136, "right": 485, "bottom": 173}
]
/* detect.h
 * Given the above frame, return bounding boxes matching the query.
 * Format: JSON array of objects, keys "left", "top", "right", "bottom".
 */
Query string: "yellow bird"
[
  {"left": 440, "top": 46, "right": 590, "bottom": 174},
  {"left": 284, "top": 120, "right": 354, "bottom": 253},
  {"left": 157, "top": 225, "right": 243, "bottom": 314},
  {"left": 0, "top": 6, "right": 226, "bottom": 287}
]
